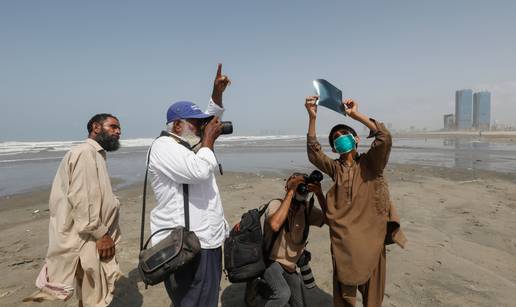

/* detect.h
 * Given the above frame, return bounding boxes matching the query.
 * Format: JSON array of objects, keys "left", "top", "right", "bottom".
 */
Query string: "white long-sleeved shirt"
[{"left": 148, "top": 100, "right": 229, "bottom": 248}]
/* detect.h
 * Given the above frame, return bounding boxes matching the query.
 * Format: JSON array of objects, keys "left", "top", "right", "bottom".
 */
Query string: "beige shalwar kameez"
[{"left": 27, "top": 139, "right": 121, "bottom": 307}]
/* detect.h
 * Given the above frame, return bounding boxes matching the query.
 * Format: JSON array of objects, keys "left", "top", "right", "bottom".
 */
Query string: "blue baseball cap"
[{"left": 166, "top": 101, "right": 212, "bottom": 124}]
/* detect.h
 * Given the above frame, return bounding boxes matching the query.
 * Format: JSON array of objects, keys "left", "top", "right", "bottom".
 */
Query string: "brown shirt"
[
  {"left": 307, "top": 120, "right": 406, "bottom": 285},
  {"left": 266, "top": 199, "right": 325, "bottom": 272}
]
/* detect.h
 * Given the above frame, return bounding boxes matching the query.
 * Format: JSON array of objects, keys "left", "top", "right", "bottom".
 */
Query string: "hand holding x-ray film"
[{"left": 312, "top": 79, "right": 347, "bottom": 116}]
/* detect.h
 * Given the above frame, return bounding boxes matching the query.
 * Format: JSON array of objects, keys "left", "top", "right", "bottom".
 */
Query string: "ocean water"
[{"left": 1, "top": 135, "right": 516, "bottom": 197}]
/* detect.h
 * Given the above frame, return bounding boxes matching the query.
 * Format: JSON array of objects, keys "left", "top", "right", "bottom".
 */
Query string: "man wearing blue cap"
[{"left": 147, "top": 64, "right": 231, "bottom": 307}]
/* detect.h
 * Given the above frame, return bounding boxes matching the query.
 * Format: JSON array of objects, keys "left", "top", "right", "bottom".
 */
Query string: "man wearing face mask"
[
  {"left": 259, "top": 173, "right": 326, "bottom": 307},
  {"left": 305, "top": 96, "right": 406, "bottom": 307},
  {"left": 147, "top": 64, "right": 231, "bottom": 307}
]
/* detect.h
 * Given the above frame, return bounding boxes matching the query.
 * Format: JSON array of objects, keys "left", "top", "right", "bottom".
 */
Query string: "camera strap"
[
  {"left": 284, "top": 195, "right": 314, "bottom": 244},
  {"left": 302, "top": 196, "right": 315, "bottom": 243}
]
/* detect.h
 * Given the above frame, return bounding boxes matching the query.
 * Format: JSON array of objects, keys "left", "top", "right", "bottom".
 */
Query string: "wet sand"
[{"left": 1, "top": 164, "right": 516, "bottom": 306}]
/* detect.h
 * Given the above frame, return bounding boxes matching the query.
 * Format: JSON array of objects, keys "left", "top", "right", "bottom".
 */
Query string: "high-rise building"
[
  {"left": 473, "top": 91, "right": 491, "bottom": 130},
  {"left": 455, "top": 89, "right": 473, "bottom": 130},
  {"left": 443, "top": 114, "right": 454, "bottom": 130}
]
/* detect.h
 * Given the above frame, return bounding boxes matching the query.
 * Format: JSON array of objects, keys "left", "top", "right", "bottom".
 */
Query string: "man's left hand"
[
  {"left": 343, "top": 99, "right": 358, "bottom": 117},
  {"left": 212, "top": 63, "right": 231, "bottom": 104},
  {"left": 307, "top": 182, "right": 323, "bottom": 197},
  {"left": 96, "top": 234, "right": 115, "bottom": 260}
]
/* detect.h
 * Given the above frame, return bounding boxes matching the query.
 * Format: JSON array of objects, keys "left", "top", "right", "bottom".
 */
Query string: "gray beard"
[
  {"left": 181, "top": 130, "right": 201, "bottom": 151},
  {"left": 183, "top": 135, "right": 200, "bottom": 150}
]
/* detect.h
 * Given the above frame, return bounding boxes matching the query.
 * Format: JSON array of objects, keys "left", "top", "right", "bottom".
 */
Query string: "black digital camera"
[
  {"left": 200, "top": 120, "right": 233, "bottom": 135},
  {"left": 220, "top": 121, "right": 233, "bottom": 135},
  {"left": 296, "top": 170, "right": 323, "bottom": 194}
]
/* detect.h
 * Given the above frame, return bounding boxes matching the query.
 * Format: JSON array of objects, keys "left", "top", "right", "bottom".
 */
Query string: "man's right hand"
[
  {"left": 305, "top": 96, "right": 319, "bottom": 119},
  {"left": 202, "top": 116, "right": 223, "bottom": 149},
  {"left": 286, "top": 174, "right": 305, "bottom": 192}
]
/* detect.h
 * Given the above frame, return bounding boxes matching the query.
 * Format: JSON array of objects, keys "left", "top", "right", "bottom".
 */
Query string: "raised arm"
[
  {"left": 344, "top": 99, "right": 392, "bottom": 175},
  {"left": 268, "top": 175, "right": 304, "bottom": 232},
  {"left": 343, "top": 99, "right": 376, "bottom": 131},
  {"left": 211, "top": 63, "right": 231, "bottom": 108},
  {"left": 305, "top": 96, "right": 336, "bottom": 179}
]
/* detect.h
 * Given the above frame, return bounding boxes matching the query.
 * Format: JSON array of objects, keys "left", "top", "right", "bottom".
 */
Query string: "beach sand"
[{"left": 1, "top": 164, "right": 516, "bottom": 307}]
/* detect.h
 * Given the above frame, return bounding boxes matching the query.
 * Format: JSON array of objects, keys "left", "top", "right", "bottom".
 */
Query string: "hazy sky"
[{"left": 1, "top": 1, "right": 515, "bottom": 141}]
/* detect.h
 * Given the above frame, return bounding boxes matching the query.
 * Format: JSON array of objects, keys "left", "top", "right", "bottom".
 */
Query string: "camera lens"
[
  {"left": 221, "top": 121, "right": 233, "bottom": 135},
  {"left": 297, "top": 250, "right": 316, "bottom": 289},
  {"left": 299, "top": 263, "right": 316, "bottom": 289},
  {"left": 296, "top": 183, "right": 308, "bottom": 194}
]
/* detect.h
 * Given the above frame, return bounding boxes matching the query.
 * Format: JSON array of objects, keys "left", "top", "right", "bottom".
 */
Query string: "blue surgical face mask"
[{"left": 334, "top": 134, "right": 356, "bottom": 154}]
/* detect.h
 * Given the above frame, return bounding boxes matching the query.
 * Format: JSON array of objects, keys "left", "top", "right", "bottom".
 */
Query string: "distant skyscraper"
[
  {"left": 455, "top": 89, "right": 473, "bottom": 130},
  {"left": 473, "top": 91, "right": 491, "bottom": 130},
  {"left": 443, "top": 114, "right": 454, "bottom": 130}
]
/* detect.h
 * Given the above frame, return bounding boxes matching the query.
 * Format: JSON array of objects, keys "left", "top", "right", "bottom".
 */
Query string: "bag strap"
[
  {"left": 262, "top": 198, "right": 284, "bottom": 259},
  {"left": 262, "top": 196, "right": 314, "bottom": 261},
  {"left": 139, "top": 131, "right": 192, "bottom": 251},
  {"left": 183, "top": 184, "right": 190, "bottom": 230},
  {"left": 141, "top": 227, "right": 177, "bottom": 250},
  {"left": 139, "top": 143, "right": 153, "bottom": 251},
  {"left": 284, "top": 195, "right": 314, "bottom": 244},
  {"left": 301, "top": 195, "right": 315, "bottom": 243}
]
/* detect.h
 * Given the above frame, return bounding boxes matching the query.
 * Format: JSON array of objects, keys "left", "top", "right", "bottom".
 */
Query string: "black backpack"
[
  {"left": 224, "top": 197, "right": 314, "bottom": 283},
  {"left": 224, "top": 200, "right": 279, "bottom": 283}
]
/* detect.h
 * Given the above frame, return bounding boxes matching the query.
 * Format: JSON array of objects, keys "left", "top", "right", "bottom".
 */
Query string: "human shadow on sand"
[
  {"left": 221, "top": 282, "right": 333, "bottom": 307},
  {"left": 110, "top": 268, "right": 144, "bottom": 307}
]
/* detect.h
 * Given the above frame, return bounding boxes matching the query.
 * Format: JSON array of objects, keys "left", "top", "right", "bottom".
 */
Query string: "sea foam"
[{"left": 0, "top": 135, "right": 306, "bottom": 156}]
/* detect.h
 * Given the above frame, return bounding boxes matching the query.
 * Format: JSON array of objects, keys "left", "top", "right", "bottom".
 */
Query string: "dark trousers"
[
  {"left": 262, "top": 261, "right": 305, "bottom": 307},
  {"left": 164, "top": 247, "right": 222, "bottom": 307}
]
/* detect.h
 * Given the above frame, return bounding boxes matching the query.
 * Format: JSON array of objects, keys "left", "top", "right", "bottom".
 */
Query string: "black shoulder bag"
[{"left": 138, "top": 132, "right": 201, "bottom": 287}]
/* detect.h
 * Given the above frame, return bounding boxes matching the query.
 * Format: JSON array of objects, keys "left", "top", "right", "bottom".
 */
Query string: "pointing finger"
[{"left": 216, "top": 63, "right": 222, "bottom": 77}]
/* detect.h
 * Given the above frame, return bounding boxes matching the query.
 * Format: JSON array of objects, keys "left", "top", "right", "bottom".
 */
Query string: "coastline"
[
  {"left": 1, "top": 165, "right": 516, "bottom": 306},
  {"left": 394, "top": 131, "right": 516, "bottom": 143}
]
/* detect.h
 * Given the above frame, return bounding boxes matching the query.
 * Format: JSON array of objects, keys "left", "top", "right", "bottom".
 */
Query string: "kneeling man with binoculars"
[{"left": 249, "top": 171, "right": 327, "bottom": 307}]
